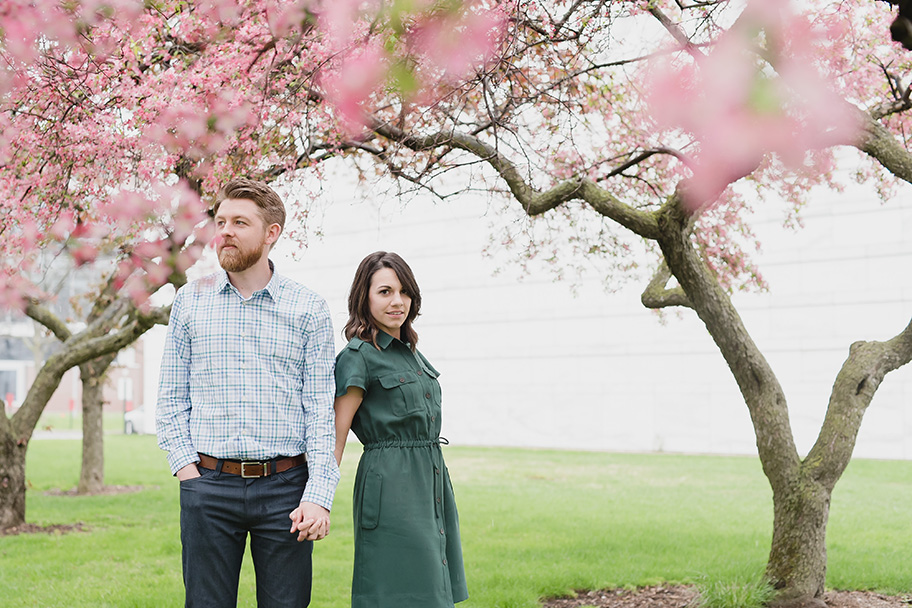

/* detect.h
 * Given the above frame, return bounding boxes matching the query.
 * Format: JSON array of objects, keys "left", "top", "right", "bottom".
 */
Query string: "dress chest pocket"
[{"left": 377, "top": 370, "right": 423, "bottom": 417}]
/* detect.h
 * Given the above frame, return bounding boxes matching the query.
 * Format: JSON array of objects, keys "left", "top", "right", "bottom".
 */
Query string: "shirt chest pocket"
[{"left": 378, "top": 370, "right": 423, "bottom": 417}]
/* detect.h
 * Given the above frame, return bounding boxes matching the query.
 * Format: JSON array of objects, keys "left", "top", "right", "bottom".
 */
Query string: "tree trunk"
[
  {"left": 0, "top": 299, "right": 170, "bottom": 531},
  {"left": 77, "top": 355, "right": 116, "bottom": 495},
  {"left": 766, "top": 477, "right": 831, "bottom": 607},
  {"left": 647, "top": 193, "right": 912, "bottom": 607},
  {"left": 0, "top": 424, "right": 27, "bottom": 529}
]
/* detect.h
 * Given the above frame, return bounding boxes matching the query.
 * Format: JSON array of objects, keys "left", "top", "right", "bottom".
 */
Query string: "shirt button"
[
  {"left": 425, "top": 393, "right": 431, "bottom": 399},
  {"left": 417, "top": 370, "right": 423, "bottom": 376},
  {"left": 436, "top": 497, "right": 441, "bottom": 504},
  {"left": 443, "top": 559, "right": 448, "bottom": 565},
  {"left": 399, "top": 377, "right": 406, "bottom": 383},
  {"left": 435, "top": 468, "right": 440, "bottom": 475},
  {"left": 439, "top": 527, "right": 444, "bottom": 534}
]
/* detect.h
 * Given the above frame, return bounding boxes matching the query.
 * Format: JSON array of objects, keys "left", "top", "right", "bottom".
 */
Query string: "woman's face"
[{"left": 368, "top": 266, "right": 412, "bottom": 340}]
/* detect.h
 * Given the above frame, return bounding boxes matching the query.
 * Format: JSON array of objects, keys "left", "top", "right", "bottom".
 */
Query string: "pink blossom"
[
  {"left": 49, "top": 212, "right": 76, "bottom": 241},
  {"left": 411, "top": 5, "right": 505, "bottom": 83},
  {"left": 70, "top": 243, "right": 99, "bottom": 266},
  {"left": 321, "top": 42, "right": 389, "bottom": 133},
  {"left": 647, "top": 0, "right": 864, "bottom": 210}
]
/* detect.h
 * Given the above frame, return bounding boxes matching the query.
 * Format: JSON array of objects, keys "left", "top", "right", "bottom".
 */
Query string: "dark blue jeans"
[{"left": 179, "top": 463, "right": 313, "bottom": 607}]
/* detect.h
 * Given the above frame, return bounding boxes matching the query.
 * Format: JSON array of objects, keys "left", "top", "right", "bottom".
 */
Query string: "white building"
[{"left": 140, "top": 173, "right": 912, "bottom": 460}]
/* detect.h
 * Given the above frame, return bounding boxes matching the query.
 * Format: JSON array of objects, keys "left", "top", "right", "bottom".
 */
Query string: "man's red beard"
[{"left": 218, "top": 239, "right": 266, "bottom": 272}]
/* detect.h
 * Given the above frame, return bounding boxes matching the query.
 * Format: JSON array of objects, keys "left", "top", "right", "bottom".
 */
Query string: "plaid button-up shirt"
[{"left": 156, "top": 266, "right": 340, "bottom": 509}]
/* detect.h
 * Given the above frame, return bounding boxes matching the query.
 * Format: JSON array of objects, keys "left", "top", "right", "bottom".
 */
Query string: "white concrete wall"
[
  {"left": 142, "top": 170, "right": 912, "bottom": 459},
  {"left": 270, "top": 174, "right": 912, "bottom": 460}
]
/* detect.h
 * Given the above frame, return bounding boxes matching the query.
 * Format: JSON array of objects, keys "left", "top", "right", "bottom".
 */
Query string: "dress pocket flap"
[{"left": 378, "top": 370, "right": 419, "bottom": 389}]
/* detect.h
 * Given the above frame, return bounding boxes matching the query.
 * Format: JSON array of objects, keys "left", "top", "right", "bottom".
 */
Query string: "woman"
[{"left": 333, "top": 251, "right": 467, "bottom": 607}]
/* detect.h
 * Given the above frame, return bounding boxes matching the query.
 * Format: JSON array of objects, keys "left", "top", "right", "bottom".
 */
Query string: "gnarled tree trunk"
[
  {"left": 0, "top": 413, "right": 27, "bottom": 530},
  {"left": 648, "top": 192, "right": 912, "bottom": 608},
  {"left": 0, "top": 299, "right": 169, "bottom": 530},
  {"left": 767, "top": 477, "right": 831, "bottom": 605},
  {"left": 0, "top": 354, "right": 73, "bottom": 529}
]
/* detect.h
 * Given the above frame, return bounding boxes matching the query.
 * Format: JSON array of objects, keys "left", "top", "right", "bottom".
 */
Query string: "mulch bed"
[
  {"left": 0, "top": 486, "right": 147, "bottom": 536},
  {"left": 541, "top": 585, "right": 912, "bottom": 608},
  {"left": 0, "top": 522, "right": 87, "bottom": 536}
]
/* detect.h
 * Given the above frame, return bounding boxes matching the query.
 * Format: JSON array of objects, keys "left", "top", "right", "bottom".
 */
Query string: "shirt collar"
[{"left": 216, "top": 259, "right": 281, "bottom": 302}]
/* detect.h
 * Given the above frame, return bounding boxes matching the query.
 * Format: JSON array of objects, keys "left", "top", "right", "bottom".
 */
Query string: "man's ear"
[{"left": 265, "top": 223, "right": 282, "bottom": 245}]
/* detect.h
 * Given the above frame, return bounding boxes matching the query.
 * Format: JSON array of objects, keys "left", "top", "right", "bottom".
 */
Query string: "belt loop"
[{"left": 215, "top": 459, "right": 224, "bottom": 474}]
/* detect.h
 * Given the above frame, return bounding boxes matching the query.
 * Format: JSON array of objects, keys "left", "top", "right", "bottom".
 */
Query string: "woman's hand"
[{"left": 289, "top": 502, "right": 331, "bottom": 541}]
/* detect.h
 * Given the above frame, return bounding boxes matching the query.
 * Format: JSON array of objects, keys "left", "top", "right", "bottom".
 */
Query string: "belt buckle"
[{"left": 240, "top": 461, "right": 269, "bottom": 478}]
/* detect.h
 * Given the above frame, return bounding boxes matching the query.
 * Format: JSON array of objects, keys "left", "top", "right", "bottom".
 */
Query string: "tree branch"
[
  {"left": 366, "top": 119, "right": 662, "bottom": 239},
  {"left": 805, "top": 315, "right": 912, "bottom": 489},
  {"left": 640, "top": 260, "right": 693, "bottom": 309},
  {"left": 649, "top": 6, "right": 702, "bottom": 56},
  {"left": 23, "top": 299, "right": 71, "bottom": 342},
  {"left": 11, "top": 304, "right": 163, "bottom": 439},
  {"left": 654, "top": 190, "right": 801, "bottom": 489},
  {"left": 857, "top": 109, "right": 912, "bottom": 184}
]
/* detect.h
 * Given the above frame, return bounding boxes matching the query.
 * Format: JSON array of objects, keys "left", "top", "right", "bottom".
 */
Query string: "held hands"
[{"left": 289, "top": 502, "right": 331, "bottom": 542}]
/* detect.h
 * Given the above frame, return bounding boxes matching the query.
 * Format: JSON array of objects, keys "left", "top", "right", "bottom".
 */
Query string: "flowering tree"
[
  {"left": 0, "top": 0, "right": 503, "bottom": 527},
  {"left": 253, "top": 1, "right": 906, "bottom": 606},
  {"left": 3, "top": 0, "right": 910, "bottom": 605},
  {"left": 330, "top": 2, "right": 909, "bottom": 605}
]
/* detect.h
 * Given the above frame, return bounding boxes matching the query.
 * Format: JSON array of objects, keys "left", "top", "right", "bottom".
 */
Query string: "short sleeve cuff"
[
  {"left": 335, "top": 378, "right": 366, "bottom": 397},
  {"left": 335, "top": 347, "right": 368, "bottom": 397}
]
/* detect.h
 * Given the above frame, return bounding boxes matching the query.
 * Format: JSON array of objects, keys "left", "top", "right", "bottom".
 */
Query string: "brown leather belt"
[{"left": 197, "top": 453, "right": 306, "bottom": 478}]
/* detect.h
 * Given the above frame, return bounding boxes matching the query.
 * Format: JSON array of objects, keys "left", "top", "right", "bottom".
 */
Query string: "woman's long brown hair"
[{"left": 343, "top": 251, "right": 422, "bottom": 350}]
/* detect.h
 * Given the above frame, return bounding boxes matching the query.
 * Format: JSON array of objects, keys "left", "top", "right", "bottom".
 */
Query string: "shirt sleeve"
[
  {"left": 155, "top": 288, "right": 199, "bottom": 475},
  {"left": 335, "top": 346, "right": 368, "bottom": 397},
  {"left": 299, "top": 297, "right": 341, "bottom": 510}
]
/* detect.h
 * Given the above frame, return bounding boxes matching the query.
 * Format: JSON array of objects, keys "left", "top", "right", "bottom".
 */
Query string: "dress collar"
[{"left": 376, "top": 330, "right": 395, "bottom": 350}]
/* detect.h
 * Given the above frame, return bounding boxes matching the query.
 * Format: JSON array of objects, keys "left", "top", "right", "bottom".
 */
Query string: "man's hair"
[
  {"left": 344, "top": 251, "right": 422, "bottom": 350},
  {"left": 213, "top": 178, "right": 286, "bottom": 231}
]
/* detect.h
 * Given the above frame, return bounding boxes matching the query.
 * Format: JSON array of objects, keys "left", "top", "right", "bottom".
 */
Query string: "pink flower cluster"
[
  {"left": 317, "top": 0, "right": 506, "bottom": 134},
  {"left": 647, "top": 0, "right": 863, "bottom": 210}
]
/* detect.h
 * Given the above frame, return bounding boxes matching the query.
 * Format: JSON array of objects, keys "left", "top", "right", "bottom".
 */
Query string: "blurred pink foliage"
[
  {"left": 1, "top": 0, "right": 909, "bottom": 310},
  {"left": 0, "top": 0, "right": 505, "bottom": 310},
  {"left": 647, "top": 0, "right": 864, "bottom": 210}
]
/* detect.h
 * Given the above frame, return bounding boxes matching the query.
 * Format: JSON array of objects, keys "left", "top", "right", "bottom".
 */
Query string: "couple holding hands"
[{"left": 156, "top": 178, "right": 466, "bottom": 607}]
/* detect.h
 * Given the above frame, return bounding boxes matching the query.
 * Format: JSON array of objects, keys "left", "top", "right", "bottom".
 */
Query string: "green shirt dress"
[{"left": 335, "top": 331, "right": 468, "bottom": 608}]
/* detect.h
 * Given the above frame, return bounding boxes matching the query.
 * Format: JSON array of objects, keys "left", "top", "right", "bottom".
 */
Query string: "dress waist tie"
[{"left": 362, "top": 437, "right": 448, "bottom": 451}]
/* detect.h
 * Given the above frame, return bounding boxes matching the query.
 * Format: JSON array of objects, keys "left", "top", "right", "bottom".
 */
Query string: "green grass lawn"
[{"left": 2, "top": 437, "right": 911, "bottom": 607}]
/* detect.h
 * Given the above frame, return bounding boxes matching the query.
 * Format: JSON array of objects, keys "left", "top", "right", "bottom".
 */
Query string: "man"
[{"left": 156, "top": 178, "right": 339, "bottom": 607}]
